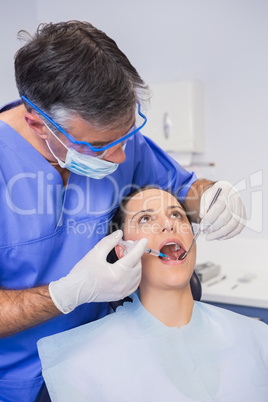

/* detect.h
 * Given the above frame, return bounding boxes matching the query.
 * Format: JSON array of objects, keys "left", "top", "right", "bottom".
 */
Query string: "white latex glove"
[
  {"left": 49, "top": 230, "right": 148, "bottom": 314},
  {"left": 199, "top": 181, "right": 246, "bottom": 241}
]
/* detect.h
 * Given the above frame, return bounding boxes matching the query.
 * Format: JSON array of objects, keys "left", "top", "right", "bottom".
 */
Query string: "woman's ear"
[
  {"left": 24, "top": 112, "right": 48, "bottom": 139},
  {"left": 115, "top": 244, "right": 125, "bottom": 259}
]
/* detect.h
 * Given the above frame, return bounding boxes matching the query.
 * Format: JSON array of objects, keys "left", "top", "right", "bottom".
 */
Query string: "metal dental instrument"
[
  {"left": 207, "top": 275, "right": 227, "bottom": 287},
  {"left": 119, "top": 240, "right": 167, "bottom": 258},
  {"left": 178, "top": 187, "right": 223, "bottom": 260}
]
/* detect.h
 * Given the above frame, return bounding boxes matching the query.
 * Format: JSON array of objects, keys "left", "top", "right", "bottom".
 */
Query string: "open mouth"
[{"left": 159, "top": 240, "right": 186, "bottom": 262}]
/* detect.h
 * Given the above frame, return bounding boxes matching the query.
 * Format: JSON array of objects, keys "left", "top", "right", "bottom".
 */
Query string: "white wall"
[
  {"left": 1, "top": 0, "right": 267, "bottom": 238},
  {"left": 0, "top": 0, "right": 38, "bottom": 102}
]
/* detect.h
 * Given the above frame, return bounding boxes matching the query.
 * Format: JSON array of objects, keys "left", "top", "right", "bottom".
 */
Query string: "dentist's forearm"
[
  {"left": 0, "top": 286, "right": 61, "bottom": 338},
  {"left": 183, "top": 179, "right": 215, "bottom": 222}
]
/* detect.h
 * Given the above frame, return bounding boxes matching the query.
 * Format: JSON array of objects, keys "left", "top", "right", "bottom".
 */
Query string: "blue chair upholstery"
[
  {"left": 35, "top": 382, "right": 50, "bottom": 402},
  {"left": 190, "top": 270, "right": 202, "bottom": 301}
]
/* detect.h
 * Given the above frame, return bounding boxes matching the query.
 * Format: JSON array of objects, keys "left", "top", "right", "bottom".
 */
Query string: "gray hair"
[{"left": 15, "top": 20, "right": 150, "bottom": 132}]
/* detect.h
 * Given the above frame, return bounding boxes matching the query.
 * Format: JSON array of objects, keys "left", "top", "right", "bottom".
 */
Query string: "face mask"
[
  {"left": 56, "top": 146, "right": 119, "bottom": 179},
  {"left": 45, "top": 125, "right": 120, "bottom": 179}
]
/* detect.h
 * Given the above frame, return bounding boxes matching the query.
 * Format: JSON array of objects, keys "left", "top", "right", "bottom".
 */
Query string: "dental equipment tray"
[{"left": 194, "top": 262, "right": 221, "bottom": 283}]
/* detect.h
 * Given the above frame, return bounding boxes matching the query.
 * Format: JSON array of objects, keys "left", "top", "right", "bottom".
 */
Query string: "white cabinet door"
[{"left": 142, "top": 80, "right": 205, "bottom": 153}]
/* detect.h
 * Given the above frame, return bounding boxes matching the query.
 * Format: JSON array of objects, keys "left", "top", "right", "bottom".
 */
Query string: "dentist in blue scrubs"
[{"left": 0, "top": 21, "right": 246, "bottom": 401}]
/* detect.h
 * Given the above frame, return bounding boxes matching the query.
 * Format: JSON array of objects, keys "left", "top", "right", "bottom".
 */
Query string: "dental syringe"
[
  {"left": 119, "top": 240, "right": 167, "bottom": 258},
  {"left": 144, "top": 247, "right": 167, "bottom": 258}
]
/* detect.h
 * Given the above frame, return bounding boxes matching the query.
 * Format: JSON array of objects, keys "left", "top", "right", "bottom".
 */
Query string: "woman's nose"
[
  {"left": 103, "top": 143, "right": 126, "bottom": 164},
  {"left": 161, "top": 217, "right": 175, "bottom": 232}
]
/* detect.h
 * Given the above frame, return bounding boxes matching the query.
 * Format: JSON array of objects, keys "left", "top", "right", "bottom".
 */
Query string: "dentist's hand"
[
  {"left": 199, "top": 181, "right": 246, "bottom": 241},
  {"left": 49, "top": 230, "right": 148, "bottom": 314}
]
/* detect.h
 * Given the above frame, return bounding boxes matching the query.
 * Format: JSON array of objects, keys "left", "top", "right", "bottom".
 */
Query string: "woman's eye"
[
  {"left": 170, "top": 211, "right": 183, "bottom": 219},
  {"left": 138, "top": 215, "right": 151, "bottom": 224}
]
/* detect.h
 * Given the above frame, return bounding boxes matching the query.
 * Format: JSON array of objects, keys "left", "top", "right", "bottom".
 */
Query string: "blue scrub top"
[{"left": 0, "top": 101, "right": 197, "bottom": 401}]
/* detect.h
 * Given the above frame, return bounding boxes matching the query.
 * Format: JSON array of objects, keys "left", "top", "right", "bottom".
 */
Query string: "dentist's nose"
[{"left": 103, "top": 143, "right": 126, "bottom": 164}]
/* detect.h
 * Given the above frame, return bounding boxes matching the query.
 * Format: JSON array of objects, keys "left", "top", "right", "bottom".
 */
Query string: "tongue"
[{"left": 160, "top": 244, "right": 184, "bottom": 260}]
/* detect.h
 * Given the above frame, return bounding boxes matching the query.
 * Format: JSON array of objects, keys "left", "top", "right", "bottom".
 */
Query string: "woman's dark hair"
[{"left": 15, "top": 20, "right": 149, "bottom": 131}]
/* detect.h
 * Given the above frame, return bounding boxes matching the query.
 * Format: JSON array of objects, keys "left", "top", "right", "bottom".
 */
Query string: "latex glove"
[
  {"left": 199, "top": 181, "right": 246, "bottom": 241},
  {"left": 49, "top": 230, "right": 148, "bottom": 314}
]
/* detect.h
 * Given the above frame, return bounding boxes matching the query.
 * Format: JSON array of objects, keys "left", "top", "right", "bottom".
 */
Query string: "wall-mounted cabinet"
[{"left": 143, "top": 80, "right": 205, "bottom": 154}]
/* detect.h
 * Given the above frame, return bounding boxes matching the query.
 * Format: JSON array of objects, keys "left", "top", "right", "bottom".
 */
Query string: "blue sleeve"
[{"left": 131, "top": 133, "right": 197, "bottom": 202}]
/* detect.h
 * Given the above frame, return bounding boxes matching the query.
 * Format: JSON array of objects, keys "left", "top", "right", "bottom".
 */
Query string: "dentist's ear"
[
  {"left": 115, "top": 244, "right": 125, "bottom": 260},
  {"left": 24, "top": 112, "right": 48, "bottom": 139}
]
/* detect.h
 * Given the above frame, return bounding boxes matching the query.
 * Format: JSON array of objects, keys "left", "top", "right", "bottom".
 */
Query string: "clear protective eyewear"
[{"left": 22, "top": 95, "right": 147, "bottom": 156}]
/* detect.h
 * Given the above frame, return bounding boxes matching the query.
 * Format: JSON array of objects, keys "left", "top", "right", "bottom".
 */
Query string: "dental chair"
[
  {"left": 35, "top": 271, "right": 202, "bottom": 402},
  {"left": 190, "top": 270, "right": 202, "bottom": 301}
]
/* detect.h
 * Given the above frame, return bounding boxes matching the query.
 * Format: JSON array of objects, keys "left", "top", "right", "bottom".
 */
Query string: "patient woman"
[{"left": 38, "top": 187, "right": 268, "bottom": 402}]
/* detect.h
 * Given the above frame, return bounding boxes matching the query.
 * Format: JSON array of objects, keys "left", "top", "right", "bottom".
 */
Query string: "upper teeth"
[{"left": 165, "top": 242, "right": 181, "bottom": 251}]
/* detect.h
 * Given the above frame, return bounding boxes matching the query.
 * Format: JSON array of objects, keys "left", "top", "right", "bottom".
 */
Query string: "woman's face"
[{"left": 117, "top": 188, "right": 196, "bottom": 292}]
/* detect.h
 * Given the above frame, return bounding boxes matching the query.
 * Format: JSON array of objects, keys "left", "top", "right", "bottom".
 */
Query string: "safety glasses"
[{"left": 22, "top": 95, "right": 147, "bottom": 155}]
